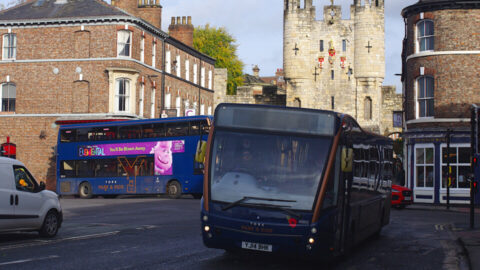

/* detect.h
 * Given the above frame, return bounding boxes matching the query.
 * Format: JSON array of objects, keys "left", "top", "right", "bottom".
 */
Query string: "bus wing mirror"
[{"left": 341, "top": 148, "right": 353, "bottom": 173}]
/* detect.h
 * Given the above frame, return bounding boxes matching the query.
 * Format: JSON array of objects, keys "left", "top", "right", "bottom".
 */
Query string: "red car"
[{"left": 391, "top": 184, "right": 413, "bottom": 209}]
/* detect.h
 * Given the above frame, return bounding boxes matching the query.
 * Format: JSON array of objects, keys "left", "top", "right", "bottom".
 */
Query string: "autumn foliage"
[{"left": 193, "top": 25, "right": 244, "bottom": 95}]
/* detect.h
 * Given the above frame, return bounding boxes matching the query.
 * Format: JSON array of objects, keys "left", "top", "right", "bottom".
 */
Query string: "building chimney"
[
  {"left": 168, "top": 16, "right": 194, "bottom": 47},
  {"left": 253, "top": 65, "right": 260, "bottom": 78},
  {"left": 112, "top": 0, "right": 162, "bottom": 29}
]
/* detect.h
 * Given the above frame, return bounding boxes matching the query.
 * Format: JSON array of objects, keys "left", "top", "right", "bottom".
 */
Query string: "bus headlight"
[
  {"left": 308, "top": 238, "right": 315, "bottom": 244},
  {"left": 311, "top": 227, "right": 317, "bottom": 234},
  {"left": 202, "top": 215, "right": 208, "bottom": 222},
  {"left": 204, "top": 225, "right": 210, "bottom": 232}
]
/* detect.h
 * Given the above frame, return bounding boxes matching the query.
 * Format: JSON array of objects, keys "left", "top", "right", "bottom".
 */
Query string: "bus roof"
[{"left": 58, "top": 115, "right": 213, "bottom": 130}]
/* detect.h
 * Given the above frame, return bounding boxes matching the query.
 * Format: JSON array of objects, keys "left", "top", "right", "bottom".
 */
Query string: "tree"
[{"left": 193, "top": 25, "right": 243, "bottom": 95}]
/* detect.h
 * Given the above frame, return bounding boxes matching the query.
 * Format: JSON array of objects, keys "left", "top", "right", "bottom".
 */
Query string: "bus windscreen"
[{"left": 210, "top": 130, "right": 333, "bottom": 211}]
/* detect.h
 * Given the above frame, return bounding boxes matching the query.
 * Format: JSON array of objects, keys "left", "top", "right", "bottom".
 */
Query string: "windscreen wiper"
[{"left": 221, "top": 196, "right": 297, "bottom": 212}]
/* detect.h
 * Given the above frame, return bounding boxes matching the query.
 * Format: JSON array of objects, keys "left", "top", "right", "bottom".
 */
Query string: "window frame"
[
  {"left": 117, "top": 30, "right": 132, "bottom": 58},
  {"left": 416, "top": 75, "right": 434, "bottom": 118},
  {"left": 3, "top": 33, "right": 16, "bottom": 60},
  {"left": 440, "top": 143, "right": 470, "bottom": 190},
  {"left": 0, "top": 82, "right": 16, "bottom": 112},
  {"left": 414, "top": 144, "right": 435, "bottom": 189},
  {"left": 115, "top": 78, "right": 130, "bottom": 112},
  {"left": 416, "top": 19, "right": 434, "bottom": 52}
]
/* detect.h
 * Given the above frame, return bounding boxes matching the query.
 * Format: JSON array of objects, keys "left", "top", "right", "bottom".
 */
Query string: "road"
[{"left": 0, "top": 196, "right": 471, "bottom": 270}]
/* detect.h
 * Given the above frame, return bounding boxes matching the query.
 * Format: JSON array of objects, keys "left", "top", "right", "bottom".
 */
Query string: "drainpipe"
[{"left": 161, "top": 39, "right": 166, "bottom": 116}]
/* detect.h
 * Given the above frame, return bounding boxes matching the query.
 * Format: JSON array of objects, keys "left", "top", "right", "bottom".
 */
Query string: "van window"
[{"left": 13, "top": 166, "right": 38, "bottom": 193}]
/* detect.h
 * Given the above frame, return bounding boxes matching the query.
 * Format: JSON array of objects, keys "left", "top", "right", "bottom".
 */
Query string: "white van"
[{"left": 0, "top": 157, "right": 62, "bottom": 237}]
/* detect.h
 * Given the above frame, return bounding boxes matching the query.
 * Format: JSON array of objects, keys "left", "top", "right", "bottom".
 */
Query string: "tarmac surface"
[{"left": 408, "top": 204, "right": 480, "bottom": 270}]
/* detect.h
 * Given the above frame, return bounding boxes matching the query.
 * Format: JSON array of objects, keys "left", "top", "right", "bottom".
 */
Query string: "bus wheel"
[
  {"left": 167, "top": 181, "right": 182, "bottom": 199},
  {"left": 192, "top": 194, "right": 202, "bottom": 199},
  {"left": 79, "top": 182, "right": 93, "bottom": 199}
]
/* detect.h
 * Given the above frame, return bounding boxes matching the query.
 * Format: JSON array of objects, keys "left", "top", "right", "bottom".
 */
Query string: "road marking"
[
  {"left": 0, "top": 231, "right": 120, "bottom": 251},
  {"left": 0, "top": 255, "right": 59, "bottom": 266}
]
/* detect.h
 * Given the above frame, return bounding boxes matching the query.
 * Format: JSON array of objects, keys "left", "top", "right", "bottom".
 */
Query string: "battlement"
[
  {"left": 354, "top": 0, "right": 384, "bottom": 8},
  {"left": 284, "top": 0, "right": 313, "bottom": 11}
]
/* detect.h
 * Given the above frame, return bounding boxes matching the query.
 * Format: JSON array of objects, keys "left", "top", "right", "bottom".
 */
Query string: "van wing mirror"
[
  {"left": 341, "top": 148, "right": 353, "bottom": 173},
  {"left": 39, "top": 181, "right": 46, "bottom": 191}
]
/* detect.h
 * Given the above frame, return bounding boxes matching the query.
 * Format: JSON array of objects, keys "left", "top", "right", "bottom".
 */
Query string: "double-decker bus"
[
  {"left": 57, "top": 116, "right": 211, "bottom": 199},
  {"left": 201, "top": 104, "right": 392, "bottom": 259}
]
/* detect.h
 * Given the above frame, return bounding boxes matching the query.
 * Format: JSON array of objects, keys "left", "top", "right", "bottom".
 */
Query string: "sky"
[{"left": 0, "top": 0, "right": 419, "bottom": 91}]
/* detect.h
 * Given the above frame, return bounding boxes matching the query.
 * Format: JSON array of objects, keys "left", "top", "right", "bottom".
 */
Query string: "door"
[
  {"left": 0, "top": 163, "right": 15, "bottom": 230},
  {"left": 12, "top": 165, "right": 44, "bottom": 229}
]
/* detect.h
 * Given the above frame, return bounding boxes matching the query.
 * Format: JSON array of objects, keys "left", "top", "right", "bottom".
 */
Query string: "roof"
[
  {"left": 243, "top": 74, "right": 266, "bottom": 85},
  {"left": 402, "top": 0, "right": 480, "bottom": 17},
  {"left": 0, "top": 0, "right": 127, "bottom": 21}
]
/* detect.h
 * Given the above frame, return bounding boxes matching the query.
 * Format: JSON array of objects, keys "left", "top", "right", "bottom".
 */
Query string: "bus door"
[{"left": 337, "top": 145, "right": 354, "bottom": 254}]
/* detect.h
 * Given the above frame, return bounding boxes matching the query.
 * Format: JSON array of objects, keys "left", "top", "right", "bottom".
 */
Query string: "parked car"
[
  {"left": 391, "top": 184, "right": 413, "bottom": 209},
  {"left": 0, "top": 157, "right": 62, "bottom": 237}
]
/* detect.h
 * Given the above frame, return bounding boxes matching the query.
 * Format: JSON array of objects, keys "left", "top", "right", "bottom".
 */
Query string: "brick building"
[
  {"left": 0, "top": 0, "right": 216, "bottom": 190},
  {"left": 401, "top": 0, "right": 480, "bottom": 204}
]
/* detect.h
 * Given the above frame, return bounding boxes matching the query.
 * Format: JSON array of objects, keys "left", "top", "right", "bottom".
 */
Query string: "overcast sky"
[
  {"left": 0, "top": 0, "right": 419, "bottom": 91},
  {"left": 161, "top": 0, "right": 419, "bottom": 91}
]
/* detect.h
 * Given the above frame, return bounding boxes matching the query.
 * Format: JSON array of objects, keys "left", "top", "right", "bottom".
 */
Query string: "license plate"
[
  {"left": 404, "top": 196, "right": 411, "bottom": 201},
  {"left": 241, "top": 241, "right": 272, "bottom": 252}
]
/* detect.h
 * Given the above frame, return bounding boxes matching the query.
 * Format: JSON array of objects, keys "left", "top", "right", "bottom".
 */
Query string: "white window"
[
  {"left": 139, "top": 83, "right": 144, "bottom": 117},
  {"left": 185, "top": 60, "right": 190, "bottom": 81},
  {"left": 417, "top": 20, "right": 434, "bottom": 52},
  {"left": 115, "top": 78, "right": 130, "bottom": 112},
  {"left": 140, "top": 36, "right": 145, "bottom": 62},
  {"left": 165, "top": 51, "right": 171, "bottom": 73},
  {"left": 117, "top": 30, "right": 131, "bottom": 57},
  {"left": 165, "top": 93, "right": 171, "bottom": 109},
  {"left": 415, "top": 146, "right": 434, "bottom": 188},
  {"left": 0, "top": 83, "right": 15, "bottom": 112},
  {"left": 200, "top": 104, "right": 205, "bottom": 115},
  {"left": 176, "top": 55, "right": 181, "bottom": 77},
  {"left": 208, "top": 70, "right": 213, "bottom": 89},
  {"left": 150, "top": 88, "right": 156, "bottom": 118},
  {"left": 416, "top": 76, "right": 434, "bottom": 118},
  {"left": 193, "top": 63, "right": 198, "bottom": 84},
  {"left": 3, "top": 34, "right": 16, "bottom": 60},
  {"left": 193, "top": 101, "right": 197, "bottom": 114},
  {"left": 207, "top": 106, "right": 212, "bottom": 115},
  {"left": 176, "top": 96, "right": 181, "bottom": 117},
  {"left": 152, "top": 42, "right": 156, "bottom": 68},
  {"left": 441, "top": 145, "right": 470, "bottom": 189},
  {"left": 201, "top": 67, "right": 205, "bottom": 87}
]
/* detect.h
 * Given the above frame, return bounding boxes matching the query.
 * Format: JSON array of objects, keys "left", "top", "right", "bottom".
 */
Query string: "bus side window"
[
  {"left": 119, "top": 125, "right": 141, "bottom": 139},
  {"left": 190, "top": 121, "right": 201, "bottom": 136},
  {"left": 61, "top": 129, "right": 77, "bottom": 143},
  {"left": 77, "top": 160, "right": 94, "bottom": 178},
  {"left": 166, "top": 122, "right": 188, "bottom": 137},
  {"left": 61, "top": 161, "right": 76, "bottom": 178},
  {"left": 77, "top": 128, "right": 89, "bottom": 142},
  {"left": 201, "top": 120, "right": 210, "bottom": 135}
]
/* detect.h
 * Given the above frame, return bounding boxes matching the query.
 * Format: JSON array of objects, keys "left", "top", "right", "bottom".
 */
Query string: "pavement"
[{"left": 407, "top": 203, "right": 480, "bottom": 270}]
